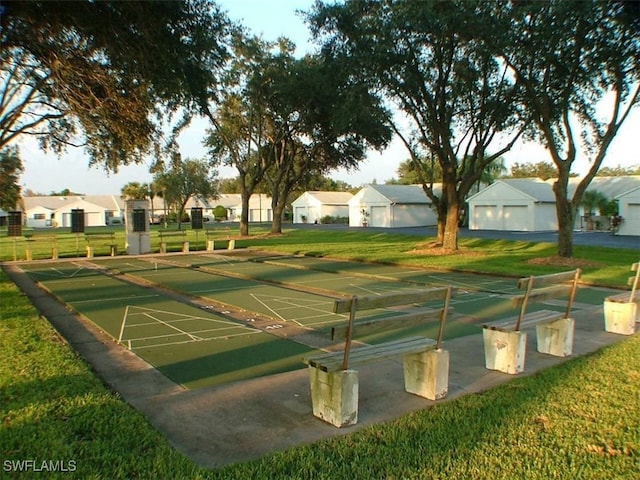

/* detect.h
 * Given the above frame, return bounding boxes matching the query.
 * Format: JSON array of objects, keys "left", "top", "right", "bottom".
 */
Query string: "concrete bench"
[
  {"left": 303, "top": 286, "right": 454, "bottom": 427},
  {"left": 85, "top": 232, "right": 117, "bottom": 257},
  {"left": 603, "top": 262, "right": 639, "bottom": 335},
  {"left": 482, "top": 269, "right": 581, "bottom": 375},
  {"left": 24, "top": 235, "right": 59, "bottom": 261},
  {"left": 159, "top": 230, "right": 189, "bottom": 253},
  {"left": 205, "top": 230, "right": 235, "bottom": 251}
]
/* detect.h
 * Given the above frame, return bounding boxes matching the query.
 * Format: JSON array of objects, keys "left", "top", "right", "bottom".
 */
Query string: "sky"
[{"left": 18, "top": 0, "right": 640, "bottom": 195}]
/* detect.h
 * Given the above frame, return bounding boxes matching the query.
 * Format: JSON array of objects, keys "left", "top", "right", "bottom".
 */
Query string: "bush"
[{"left": 320, "top": 215, "right": 349, "bottom": 224}]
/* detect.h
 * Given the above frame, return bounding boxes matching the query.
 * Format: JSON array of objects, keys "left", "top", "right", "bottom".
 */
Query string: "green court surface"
[
  {"left": 22, "top": 253, "right": 610, "bottom": 390},
  {"left": 24, "top": 263, "right": 315, "bottom": 389}
]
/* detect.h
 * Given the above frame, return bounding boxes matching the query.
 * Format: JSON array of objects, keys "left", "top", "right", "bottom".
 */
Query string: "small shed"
[
  {"left": 348, "top": 184, "right": 437, "bottom": 228},
  {"left": 615, "top": 185, "right": 640, "bottom": 236},
  {"left": 468, "top": 179, "right": 557, "bottom": 232},
  {"left": 292, "top": 191, "right": 353, "bottom": 224}
]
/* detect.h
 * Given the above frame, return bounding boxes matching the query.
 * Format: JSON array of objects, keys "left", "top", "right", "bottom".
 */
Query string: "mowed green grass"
[{"left": 2, "top": 229, "right": 639, "bottom": 478}]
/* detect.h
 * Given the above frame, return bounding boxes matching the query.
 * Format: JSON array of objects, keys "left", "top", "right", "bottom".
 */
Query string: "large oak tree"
[
  {"left": 1, "top": 0, "right": 230, "bottom": 170},
  {"left": 489, "top": 0, "right": 640, "bottom": 257},
  {"left": 308, "top": 0, "right": 526, "bottom": 249}
]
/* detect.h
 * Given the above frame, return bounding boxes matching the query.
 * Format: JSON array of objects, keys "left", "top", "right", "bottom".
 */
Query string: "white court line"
[
  {"left": 26, "top": 267, "right": 85, "bottom": 278},
  {"left": 71, "top": 294, "right": 160, "bottom": 305},
  {"left": 129, "top": 330, "right": 260, "bottom": 350},
  {"left": 250, "top": 293, "right": 288, "bottom": 322},
  {"left": 124, "top": 306, "right": 247, "bottom": 327},
  {"left": 127, "top": 324, "right": 257, "bottom": 343},
  {"left": 141, "top": 312, "right": 203, "bottom": 342}
]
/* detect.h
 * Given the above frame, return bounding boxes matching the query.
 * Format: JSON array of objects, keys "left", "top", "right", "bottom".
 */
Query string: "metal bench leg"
[
  {"left": 308, "top": 366, "right": 358, "bottom": 428},
  {"left": 536, "top": 317, "right": 574, "bottom": 356},
  {"left": 403, "top": 349, "right": 449, "bottom": 400}
]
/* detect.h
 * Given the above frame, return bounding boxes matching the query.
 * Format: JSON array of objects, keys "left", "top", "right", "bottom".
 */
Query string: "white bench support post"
[
  {"left": 206, "top": 239, "right": 215, "bottom": 251},
  {"left": 536, "top": 317, "right": 574, "bottom": 356},
  {"left": 182, "top": 241, "right": 189, "bottom": 253},
  {"left": 482, "top": 329, "right": 526, "bottom": 375},
  {"left": 308, "top": 367, "right": 358, "bottom": 428},
  {"left": 604, "top": 300, "right": 637, "bottom": 335},
  {"left": 160, "top": 242, "right": 167, "bottom": 254},
  {"left": 86, "top": 246, "right": 94, "bottom": 258},
  {"left": 403, "top": 348, "right": 449, "bottom": 400}
]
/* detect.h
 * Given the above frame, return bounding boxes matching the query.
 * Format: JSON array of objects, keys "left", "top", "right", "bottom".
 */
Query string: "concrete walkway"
[{"left": 4, "top": 264, "right": 633, "bottom": 469}]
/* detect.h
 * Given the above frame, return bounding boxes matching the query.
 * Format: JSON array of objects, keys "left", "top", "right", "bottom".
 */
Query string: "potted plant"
[{"left": 360, "top": 209, "right": 370, "bottom": 227}]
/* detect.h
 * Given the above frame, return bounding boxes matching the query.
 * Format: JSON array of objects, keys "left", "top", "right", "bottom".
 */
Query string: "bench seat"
[
  {"left": 606, "top": 290, "right": 640, "bottom": 304},
  {"left": 482, "top": 309, "right": 564, "bottom": 332},
  {"left": 85, "top": 233, "right": 118, "bottom": 257},
  {"left": 304, "top": 336, "right": 437, "bottom": 373},
  {"left": 159, "top": 231, "right": 189, "bottom": 253}
]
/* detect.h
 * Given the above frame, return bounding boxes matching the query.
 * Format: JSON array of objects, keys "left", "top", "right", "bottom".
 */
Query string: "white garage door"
[
  {"left": 474, "top": 205, "right": 499, "bottom": 230},
  {"left": 370, "top": 206, "right": 388, "bottom": 227},
  {"left": 503, "top": 205, "right": 528, "bottom": 231}
]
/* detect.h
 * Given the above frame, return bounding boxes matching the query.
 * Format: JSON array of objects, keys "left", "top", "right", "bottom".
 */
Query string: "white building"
[
  {"left": 292, "top": 191, "right": 353, "bottom": 224},
  {"left": 178, "top": 194, "right": 272, "bottom": 223},
  {"left": 615, "top": 185, "right": 640, "bottom": 236},
  {"left": 348, "top": 184, "right": 438, "bottom": 228},
  {"left": 469, "top": 176, "right": 640, "bottom": 233},
  {"left": 467, "top": 179, "right": 557, "bottom": 232},
  {"left": 22, "top": 195, "right": 125, "bottom": 228}
]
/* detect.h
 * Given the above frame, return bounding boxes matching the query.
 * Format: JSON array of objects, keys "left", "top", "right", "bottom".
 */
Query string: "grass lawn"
[{"left": 1, "top": 228, "right": 639, "bottom": 478}]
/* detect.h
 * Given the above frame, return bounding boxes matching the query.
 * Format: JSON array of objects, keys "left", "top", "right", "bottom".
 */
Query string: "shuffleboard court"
[
  {"left": 22, "top": 262, "right": 316, "bottom": 389},
  {"left": 91, "top": 255, "right": 480, "bottom": 330},
  {"left": 21, "top": 254, "right": 610, "bottom": 391}
]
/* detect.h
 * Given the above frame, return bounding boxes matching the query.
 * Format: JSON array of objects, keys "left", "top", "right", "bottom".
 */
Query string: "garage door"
[
  {"left": 474, "top": 205, "right": 499, "bottom": 230},
  {"left": 503, "top": 205, "right": 528, "bottom": 231},
  {"left": 370, "top": 206, "right": 388, "bottom": 227}
]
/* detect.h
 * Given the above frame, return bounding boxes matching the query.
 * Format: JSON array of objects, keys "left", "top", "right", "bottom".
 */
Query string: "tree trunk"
[
  {"left": 441, "top": 170, "right": 460, "bottom": 250},
  {"left": 271, "top": 201, "right": 285, "bottom": 234},
  {"left": 555, "top": 194, "right": 575, "bottom": 258},
  {"left": 442, "top": 202, "right": 460, "bottom": 250},
  {"left": 240, "top": 192, "right": 250, "bottom": 237}
]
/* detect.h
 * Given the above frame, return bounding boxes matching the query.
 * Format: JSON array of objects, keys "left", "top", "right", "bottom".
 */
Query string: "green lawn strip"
[
  {"left": 3, "top": 227, "right": 637, "bottom": 288},
  {"left": 0, "top": 224, "right": 267, "bottom": 261},
  {"left": 248, "top": 228, "right": 639, "bottom": 288},
  {"left": 21, "top": 263, "right": 314, "bottom": 389},
  {"left": 0, "top": 270, "right": 212, "bottom": 479}
]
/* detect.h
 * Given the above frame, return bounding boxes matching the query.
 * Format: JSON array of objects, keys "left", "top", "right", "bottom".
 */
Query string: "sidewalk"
[{"left": 4, "top": 264, "right": 632, "bottom": 469}]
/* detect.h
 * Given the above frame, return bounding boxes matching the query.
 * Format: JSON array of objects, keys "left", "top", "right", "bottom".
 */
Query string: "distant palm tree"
[{"left": 580, "top": 190, "right": 609, "bottom": 230}]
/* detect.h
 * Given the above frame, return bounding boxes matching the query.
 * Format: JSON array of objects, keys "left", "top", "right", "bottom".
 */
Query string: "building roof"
[
  {"left": 302, "top": 191, "right": 354, "bottom": 204},
  {"left": 564, "top": 175, "right": 640, "bottom": 199},
  {"left": 366, "top": 184, "right": 436, "bottom": 204},
  {"left": 22, "top": 195, "right": 125, "bottom": 211},
  {"left": 499, "top": 178, "right": 556, "bottom": 202}
]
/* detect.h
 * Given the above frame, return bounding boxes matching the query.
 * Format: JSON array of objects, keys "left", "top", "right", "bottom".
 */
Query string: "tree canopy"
[
  {"left": 308, "top": 0, "right": 527, "bottom": 249},
  {"left": 1, "top": 0, "right": 231, "bottom": 170}
]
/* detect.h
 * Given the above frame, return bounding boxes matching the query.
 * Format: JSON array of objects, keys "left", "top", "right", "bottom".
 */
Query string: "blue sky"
[{"left": 20, "top": 1, "right": 640, "bottom": 195}]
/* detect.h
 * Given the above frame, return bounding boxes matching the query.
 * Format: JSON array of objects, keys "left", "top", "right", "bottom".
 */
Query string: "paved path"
[{"left": 4, "top": 263, "right": 634, "bottom": 469}]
